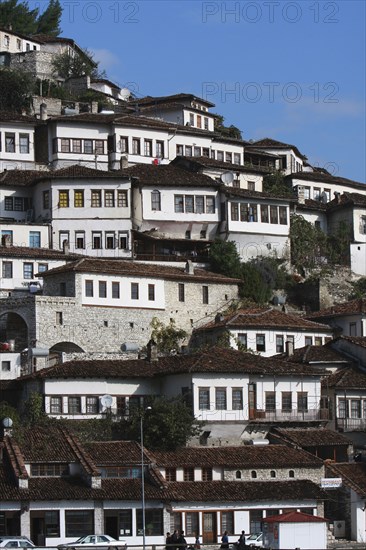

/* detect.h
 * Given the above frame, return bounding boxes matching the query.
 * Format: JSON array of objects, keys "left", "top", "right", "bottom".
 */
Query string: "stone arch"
[
  {"left": 50, "top": 342, "right": 85, "bottom": 353},
  {"left": 0, "top": 312, "right": 28, "bottom": 352}
]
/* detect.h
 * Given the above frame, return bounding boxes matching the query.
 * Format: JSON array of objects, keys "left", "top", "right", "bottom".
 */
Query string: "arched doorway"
[
  {"left": 0, "top": 312, "right": 28, "bottom": 351},
  {"left": 49, "top": 342, "right": 85, "bottom": 366}
]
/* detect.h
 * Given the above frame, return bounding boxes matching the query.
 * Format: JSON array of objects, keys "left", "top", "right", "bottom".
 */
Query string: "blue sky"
[{"left": 32, "top": 0, "right": 365, "bottom": 182}]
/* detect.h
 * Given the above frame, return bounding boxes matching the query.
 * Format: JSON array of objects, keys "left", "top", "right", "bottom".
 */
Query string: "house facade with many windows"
[{"left": 0, "top": 112, "right": 38, "bottom": 171}]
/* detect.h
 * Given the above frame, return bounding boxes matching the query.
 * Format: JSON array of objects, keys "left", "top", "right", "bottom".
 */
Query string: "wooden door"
[
  {"left": 248, "top": 382, "right": 257, "bottom": 419},
  {"left": 203, "top": 512, "right": 217, "bottom": 543}
]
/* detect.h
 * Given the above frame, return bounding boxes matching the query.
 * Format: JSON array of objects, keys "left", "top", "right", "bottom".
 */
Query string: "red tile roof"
[
  {"left": 326, "top": 462, "right": 366, "bottom": 497},
  {"left": 307, "top": 299, "right": 366, "bottom": 319},
  {"left": 249, "top": 138, "right": 307, "bottom": 160},
  {"left": 276, "top": 344, "right": 350, "bottom": 364},
  {"left": 264, "top": 510, "right": 326, "bottom": 523},
  {"left": 0, "top": 246, "right": 81, "bottom": 261},
  {"left": 172, "top": 156, "right": 269, "bottom": 175},
  {"left": 123, "top": 163, "right": 219, "bottom": 188},
  {"left": 287, "top": 171, "right": 366, "bottom": 188},
  {"left": 323, "top": 366, "right": 366, "bottom": 390},
  {"left": 39, "top": 258, "right": 241, "bottom": 284},
  {"left": 270, "top": 428, "right": 353, "bottom": 447}
]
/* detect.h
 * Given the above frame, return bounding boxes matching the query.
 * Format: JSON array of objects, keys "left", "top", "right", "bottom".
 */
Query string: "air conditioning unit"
[{"left": 333, "top": 520, "right": 346, "bottom": 538}]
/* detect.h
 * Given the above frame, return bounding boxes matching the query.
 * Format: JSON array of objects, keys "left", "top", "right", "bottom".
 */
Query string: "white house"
[
  {"left": 0, "top": 112, "right": 38, "bottom": 171},
  {"left": 263, "top": 510, "right": 327, "bottom": 550},
  {"left": 307, "top": 298, "right": 366, "bottom": 338},
  {"left": 0, "top": 27, "right": 41, "bottom": 54},
  {"left": 246, "top": 138, "right": 307, "bottom": 175},
  {"left": 287, "top": 170, "right": 366, "bottom": 203},
  {"left": 192, "top": 307, "right": 333, "bottom": 357}
]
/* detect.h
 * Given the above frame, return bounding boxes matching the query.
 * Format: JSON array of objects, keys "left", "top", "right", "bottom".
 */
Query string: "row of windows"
[
  {"left": 231, "top": 203, "right": 288, "bottom": 225},
  {"left": 60, "top": 231, "right": 129, "bottom": 250},
  {"left": 174, "top": 194, "right": 216, "bottom": 214},
  {"left": 2, "top": 261, "right": 48, "bottom": 279},
  {"left": 119, "top": 136, "right": 165, "bottom": 158},
  {"left": 53, "top": 138, "right": 106, "bottom": 155},
  {"left": 237, "top": 333, "right": 324, "bottom": 353},
  {"left": 56, "top": 189, "right": 128, "bottom": 208},
  {"left": 176, "top": 144, "right": 241, "bottom": 165},
  {"left": 187, "top": 112, "right": 210, "bottom": 130},
  {"left": 165, "top": 467, "right": 213, "bottom": 482},
  {"left": 84, "top": 280, "right": 156, "bottom": 301},
  {"left": 2, "top": 34, "right": 37, "bottom": 50},
  {"left": 338, "top": 398, "right": 366, "bottom": 419},
  {"left": 265, "top": 391, "right": 308, "bottom": 412},
  {"left": 49, "top": 395, "right": 146, "bottom": 415},
  {"left": 0, "top": 132, "right": 30, "bottom": 153},
  {"left": 1, "top": 230, "right": 40, "bottom": 247},
  {"left": 4, "top": 196, "right": 32, "bottom": 212}
]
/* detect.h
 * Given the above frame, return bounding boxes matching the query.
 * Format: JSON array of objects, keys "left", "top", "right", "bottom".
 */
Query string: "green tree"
[
  {"left": 0, "top": 67, "right": 35, "bottom": 113},
  {"left": 0, "top": 402, "right": 20, "bottom": 429},
  {"left": 349, "top": 278, "right": 366, "bottom": 299},
  {"left": 21, "top": 392, "right": 49, "bottom": 425},
  {"left": 36, "top": 0, "right": 62, "bottom": 36},
  {"left": 240, "top": 262, "right": 272, "bottom": 304},
  {"left": 263, "top": 171, "right": 293, "bottom": 197},
  {"left": 214, "top": 114, "right": 242, "bottom": 140},
  {"left": 289, "top": 214, "right": 328, "bottom": 271},
  {"left": 327, "top": 220, "right": 352, "bottom": 266},
  {"left": 52, "top": 49, "right": 103, "bottom": 80},
  {"left": 208, "top": 239, "right": 242, "bottom": 278},
  {"left": 150, "top": 318, "right": 187, "bottom": 355},
  {"left": 119, "top": 396, "right": 202, "bottom": 451},
  {"left": 0, "top": 0, "right": 39, "bottom": 34}
]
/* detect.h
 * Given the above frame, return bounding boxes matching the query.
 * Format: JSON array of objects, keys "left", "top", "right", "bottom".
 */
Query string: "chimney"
[
  {"left": 286, "top": 340, "right": 294, "bottom": 357},
  {"left": 185, "top": 260, "right": 194, "bottom": 275},
  {"left": 40, "top": 103, "right": 48, "bottom": 121},
  {"left": 215, "top": 313, "right": 224, "bottom": 323},
  {"left": 120, "top": 155, "right": 129, "bottom": 169},
  {"left": 62, "top": 240, "right": 69, "bottom": 255},
  {"left": 296, "top": 185, "right": 305, "bottom": 204},
  {"left": 146, "top": 339, "right": 158, "bottom": 362},
  {"left": 334, "top": 191, "right": 341, "bottom": 203}
]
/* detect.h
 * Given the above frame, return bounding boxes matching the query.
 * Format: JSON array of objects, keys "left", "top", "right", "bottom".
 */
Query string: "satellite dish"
[
  {"left": 220, "top": 171, "right": 234, "bottom": 184},
  {"left": 100, "top": 395, "right": 113, "bottom": 408}
]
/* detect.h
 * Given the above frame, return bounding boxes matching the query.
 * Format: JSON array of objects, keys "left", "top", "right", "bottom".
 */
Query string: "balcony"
[{"left": 250, "top": 408, "right": 329, "bottom": 422}]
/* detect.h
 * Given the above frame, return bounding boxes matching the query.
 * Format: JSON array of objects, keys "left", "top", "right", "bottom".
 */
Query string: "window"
[
  {"left": 185, "top": 145, "right": 192, "bottom": 156},
  {"left": 72, "top": 139, "right": 82, "bottom": 153},
  {"left": 120, "top": 136, "right": 129, "bottom": 153},
  {"left": 59, "top": 232, "right": 69, "bottom": 249},
  {"left": 131, "top": 282, "right": 139, "bottom": 300},
  {"left": 261, "top": 204, "right": 269, "bottom": 223},
  {"left": 270, "top": 205, "right": 278, "bottom": 224},
  {"left": 65, "top": 510, "right": 94, "bottom": 537},
  {"left": 206, "top": 196, "right": 215, "bottom": 213},
  {"left": 23, "top": 263, "right": 33, "bottom": 279},
  {"left": 148, "top": 284, "right": 155, "bottom": 301},
  {"left": 270, "top": 470, "right": 276, "bottom": 478},
  {"left": 194, "top": 146, "right": 201, "bottom": 157},
  {"left": 119, "top": 510, "right": 132, "bottom": 536},
  {"left": 75, "top": 232, "right": 85, "bottom": 249},
  {"left": 132, "top": 138, "right": 140, "bottom": 155},
  {"left": 58, "top": 190, "right": 69, "bottom": 208},
  {"left": 297, "top": 392, "right": 308, "bottom": 412},
  {"left": 265, "top": 392, "right": 276, "bottom": 411},
  {"left": 99, "top": 281, "right": 107, "bottom": 298},
  {"left": 225, "top": 152, "right": 232, "bottom": 163},
  {"left": 74, "top": 190, "right": 84, "bottom": 207},
  {"left": 183, "top": 467, "right": 195, "bottom": 481},
  {"left": 202, "top": 285, "right": 209, "bottom": 304},
  {"left": 176, "top": 144, "right": 184, "bottom": 156},
  {"left": 2, "top": 261, "right": 13, "bottom": 278},
  {"left": 196, "top": 196, "right": 204, "bottom": 213},
  {"left": 178, "top": 283, "right": 185, "bottom": 302},
  {"left": 221, "top": 511, "right": 233, "bottom": 534},
  {"left": 234, "top": 153, "right": 241, "bottom": 165},
  {"left": 136, "top": 509, "right": 162, "bottom": 536},
  {"left": 104, "top": 190, "right": 115, "bottom": 207},
  {"left": 350, "top": 399, "right": 361, "bottom": 418},
  {"left": 248, "top": 204, "right": 258, "bottom": 222},
  {"left": 237, "top": 333, "right": 247, "bottom": 348},
  {"left": 276, "top": 335, "right": 284, "bottom": 353},
  {"left": 85, "top": 280, "right": 94, "bottom": 297},
  {"left": 251, "top": 470, "right": 257, "bottom": 479},
  {"left": 215, "top": 388, "right": 227, "bottom": 410},
  {"left": 202, "top": 467, "right": 212, "bottom": 481},
  {"left": 314, "top": 336, "right": 323, "bottom": 346},
  {"left": 117, "top": 190, "right": 128, "bottom": 207},
  {"left": 84, "top": 139, "right": 93, "bottom": 154},
  {"left": 5, "top": 133, "right": 15, "bottom": 152},
  {"left": 60, "top": 138, "right": 70, "bottom": 153},
  {"left": 279, "top": 206, "right": 288, "bottom": 225},
  {"left": 197, "top": 115, "right": 202, "bottom": 128},
  {"left": 202, "top": 147, "right": 210, "bottom": 157},
  {"left": 232, "top": 388, "right": 243, "bottom": 410},
  {"left": 185, "top": 512, "right": 199, "bottom": 536},
  {"left": 16, "top": 38, "right": 21, "bottom": 49},
  {"left": 50, "top": 396, "right": 62, "bottom": 414},
  {"left": 231, "top": 203, "right": 239, "bottom": 221},
  {"left": 289, "top": 470, "right": 295, "bottom": 478},
  {"left": 189, "top": 113, "right": 194, "bottom": 126},
  {"left": 19, "top": 134, "right": 30, "bottom": 154},
  {"left": 200, "top": 229, "right": 207, "bottom": 239},
  {"left": 68, "top": 397, "right": 81, "bottom": 414},
  {"left": 236, "top": 470, "right": 242, "bottom": 479},
  {"left": 105, "top": 233, "right": 115, "bottom": 249},
  {"left": 256, "top": 334, "right": 266, "bottom": 352},
  {"left": 199, "top": 388, "right": 210, "bottom": 410},
  {"left": 1, "top": 230, "right": 13, "bottom": 245},
  {"left": 118, "top": 232, "right": 129, "bottom": 250},
  {"left": 174, "top": 195, "right": 184, "bottom": 213},
  {"left": 151, "top": 189, "right": 161, "bottom": 211},
  {"left": 185, "top": 229, "right": 191, "bottom": 239},
  {"left": 305, "top": 336, "right": 312, "bottom": 346},
  {"left": 1, "top": 361, "right": 11, "bottom": 372},
  {"left": 91, "top": 190, "right": 102, "bottom": 207},
  {"left": 112, "top": 282, "right": 120, "bottom": 299},
  {"left": 282, "top": 392, "right": 292, "bottom": 412},
  {"left": 92, "top": 232, "right": 102, "bottom": 249},
  {"left": 165, "top": 468, "right": 176, "bottom": 481},
  {"left": 156, "top": 141, "right": 164, "bottom": 158},
  {"left": 185, "top": 195, "right": 194, "bottom": 213},
  {"left": 29, "top": 231, "right": 41, "bottom": 248},
  {"left": 56, "top": 312, "right": 63, "bottom": 325},
  {"left": 86, "top": 396, "right": 99, "bottom": 414},
  {"left": 204, "top": 117, "right": 209, "bottom": 130},
  {"left": 338, "top": 398, "right": 347, "bottom": 418},
  {"left": 95, "top": 140, "right": 104, "bottom": 155},
  {"left": 4, "top": 196, "right": 13, "bottom": 210},
  {"left": 217, "top": 150, "right": 224, "bottom": 161},
  {"left": 31, "top": 464, "right": 68, "bottom": 477},
  {"left": 43, "top": 190, "right": 50, "bottom": 209}
]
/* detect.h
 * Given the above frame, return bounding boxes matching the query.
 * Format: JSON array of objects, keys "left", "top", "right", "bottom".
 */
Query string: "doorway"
[{"left": 202, "top": 512, "right": 216, "bottom": 543}]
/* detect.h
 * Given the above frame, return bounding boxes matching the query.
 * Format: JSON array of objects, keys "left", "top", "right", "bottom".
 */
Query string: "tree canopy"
[
  {"left": 149, "top": 317, "right": 187, "bottom": 355},
  {"left": 214, "top": 114, "right": 242, "bottom": 140},
  {"left": 208, "top": 239, "right": 242, "bottom": 278},
  {"left": 0, "top": 0, "right": 62, "bottom": 36},
  {"left": 52, "top": 49, "right": 103, "bottom": 80},
  {"left": 0, "top": 67, "right": 35, "bottom": 113}
]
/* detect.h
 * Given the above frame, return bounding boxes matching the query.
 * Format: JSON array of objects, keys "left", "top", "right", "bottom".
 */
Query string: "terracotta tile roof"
[
  {"left": 84, "top": 441, "right": 145, "bottom": 465},
  {"left": 270, "top": 428, "right": 352, "bottom": 447},
  {"left": 327, "top": 192, "right": 366, "bottom": 210},
  {"left": 249, "top": 138, "right": 307, "bottom": 160},
  {"left": 123, "top": 164, "right": 219, "bottom": 188},
  {"left": 61, "top": 429, "right": 99, "bottom": 476},
  {"left": 172, "top": 156, "right": 268, "bottom": 175},
  {"left": 197, "top": 307, "right": 332, "bottom": 332},
  {"left": 340, "top": 336, "right": 366, "bottom": 349},
  {"left": 132, "top": 93, "right": 215, "bottom": 108},
  {"left": 151, "top": 445, "right": 323, "bottom": 468},
  {"left": 163, "top": 479, "right": 326, "bottom": 502},
  {"left": 307, "top": 299, "right": 366, "bottom": 319},
  {"left": 286, "top": 171, "right": 366, "bottom": 188},
  {"left": 39, "top": 258, "right": 240, "bottom": 284},
  {"left": 276, "top": 345, "right": 350, "bottom": 364},
  {"left": 4, "top": 437, "right": 28, "bottom": 480},
  {"left": 0, "top": 111, "right": 38, "bottom": 123},
  {"left": 297, "top": 199, "right": 327, "bottom": 212},
  {"left": 326, "top": 462, "right": 366, "bottom": 497},
  {"left": 0, "top": 169, "right": 44, "bottom": 187},
  {"left": 22, "top": 346, "right": 328, "bottom": 380},
  {"left": 221, "top": 186, "right": 294, "bottom": 202},
  {"left": 17, "top": 426, "right": 84, "bottom": 463},
  {"left": 0, "top": 246, "right": 82, "bottom": 261},
  {"left": 323, "top": 366, "right": 366, "bottom": 390}
]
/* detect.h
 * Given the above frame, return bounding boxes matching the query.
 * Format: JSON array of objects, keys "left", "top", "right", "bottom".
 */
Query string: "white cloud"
[{"left": 91, "top": 48, "right": 121, "bottom": 71}]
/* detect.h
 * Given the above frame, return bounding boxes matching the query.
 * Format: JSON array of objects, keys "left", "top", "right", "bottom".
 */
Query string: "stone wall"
[{"left": 224, "top": 465, "right": 323, "bottom": 484}]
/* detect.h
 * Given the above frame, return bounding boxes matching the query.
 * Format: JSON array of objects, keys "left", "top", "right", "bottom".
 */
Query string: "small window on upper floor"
[
  {"left": 236, "top": 470, "right": 242, "bottom": 479},
  {"left": 251, "top": 470, "right": 257, "bottom": 479}
]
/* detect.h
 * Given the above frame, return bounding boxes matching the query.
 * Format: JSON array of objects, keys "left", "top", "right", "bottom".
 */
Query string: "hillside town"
[{"left": 0, "top": 16, "right": 366, "bottom": 550}]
